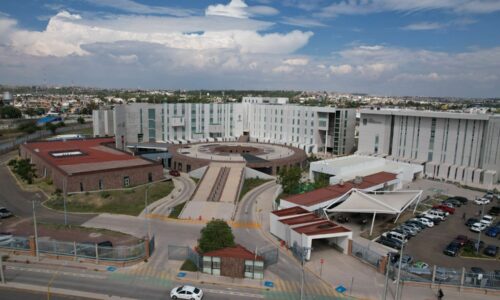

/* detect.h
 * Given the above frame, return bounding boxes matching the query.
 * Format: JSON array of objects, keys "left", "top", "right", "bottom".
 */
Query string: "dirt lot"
[
  {"left": 405, "top": 198, "right": 499, "bottom": 272},
  {"left": 0, "top": 217, "right": 139, "bottom": 246}
]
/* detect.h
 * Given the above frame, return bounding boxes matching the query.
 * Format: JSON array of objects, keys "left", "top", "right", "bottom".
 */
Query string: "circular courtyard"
[{"left": 170, "top": 142, "right": 307, "bottom": 175}]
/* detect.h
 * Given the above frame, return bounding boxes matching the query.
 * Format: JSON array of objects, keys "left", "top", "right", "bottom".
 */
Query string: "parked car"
[
  {"left": 383, "top": 231, "right": 408, "bottom": 243},
  {"left": 0, "top": 207, "right": 13, "bottom": 219},
  {"left": 377, "top": 237, "right": 402, "bottom": 250},
  {"left": 483, "top": 245, "right": 499, "bottom": 257},
  {"left": 402, "top": 222, "right": 422, "bottom": 232},
  {"left": 398, "top": 225, "right": 418, "bottom": 237},
  {"left": 430, "top": 209, "right": 449, "bottom": 218},
  {"left": 470, "top": 222, "right": 487, "bottom": 232},
  {"left": 474, "top": 198, "right": 491, "bottom": 205},
  {"left": 443, "top": 199, "right": 461, "bottom": 207},
  {"left": 470, "top": 267, "right": 486, "bottom": 279},
  {"left": 443, "top": 242, "right": 461, "bottom": 257},
  {"left": 169, "top": 169, "right": 180, "bottom": 177},
  {"left": 465, "top": 218, "right": 479, "bottom": 227},
  {"left": 453, "top": 235, "right": 469, "bottom": 247},
  {"left": 488, "top": 206, "right": 500, "bottom": 216},
  {"left": 393, "top": 255, "right": 413, "bottom": 268},
  {"left": 485, "top": 225, "right": 500, "bottom": 237},
  {"left": 413, "top": 217, "right": 435, "bottom": 227},
  {"left": 433, "top": 205, "right": 455, "bottom": 214},
  {"left": 0, "top": 233, "right": 13, "bottom": 246},
  {"left": 451, "top": 196, "right": 468, "bottom": 205},
  {"left": 412, "top": 261, "right": 430, "bottom": 270},
  {"left": 170, "top": 285, "right": 203, "bottom": 300},
  {"left": 480, "top": 215, "right": 495, "bottom": 226}
]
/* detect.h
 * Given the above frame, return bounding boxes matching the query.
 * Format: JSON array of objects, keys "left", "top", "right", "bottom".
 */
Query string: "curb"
[
  {"left": 2, "top": 282, "right": 136, "bottom": 300},
  {"left": 176, "top": 274, "right": 267, "bottom": 291}
]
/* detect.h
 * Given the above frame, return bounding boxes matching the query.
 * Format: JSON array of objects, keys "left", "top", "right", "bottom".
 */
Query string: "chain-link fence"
[
  {"left": 0, "top": 236, "right": 30, "bottom": 251},
  {"left": 257, "top": 246, "right": 279, "bottom": 267},
  {"left": 352, "top": 241, "right": 384, "bottom": 269},
  {"left": 0, "top": 235, "right": 149, "bottom": 262},
  {"left": 391, "top": 263, "right": 500, "bottom": 290},
  {"left": 167, "top": 245, "right": 201, "bottom": 268}
]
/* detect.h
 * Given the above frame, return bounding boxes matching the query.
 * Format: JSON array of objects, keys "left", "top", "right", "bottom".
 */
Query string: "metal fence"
[
  {"left": 168, "top": 245, "right": 201, "bottom": 268},
  {"left": 257, "top": 246, "right": 279, "bottom": 267},
  {"left": 391, "top": 264, "right": 500, "bottom": 290},
  {"left": 0, "top": 123, "right": 92, "bottom": 154},
  {"left": 351, "top": 241, "right": 384, "bottom": 269},
  {"left": 0, "top": 235, "right": 151, "bottom": 262}
]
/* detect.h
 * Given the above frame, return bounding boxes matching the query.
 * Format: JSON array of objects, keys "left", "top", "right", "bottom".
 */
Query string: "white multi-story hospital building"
[
  {"left": 94, "top": 97, "right": 356, "bottom": 155},
  {"left": 358, "top": 109, "right": 500, "bottom": 187}
]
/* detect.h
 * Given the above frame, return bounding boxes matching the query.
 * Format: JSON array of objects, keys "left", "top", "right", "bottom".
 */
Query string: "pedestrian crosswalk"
[
  {"left": 265, "top": 278, "right": 349, "bottom": 299},
  {"left": 109, "top": 266, "right": 174, "bottom": 288}
]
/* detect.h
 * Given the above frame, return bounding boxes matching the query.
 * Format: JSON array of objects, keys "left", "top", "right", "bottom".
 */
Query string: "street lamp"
[
  {"left": 476, "top": 203, "right": 485, "bottom": 254},
  {"left": 32, "top": 194, "right": 41, "bottom": 261},
  {"left": 395, "top": 240, "right": 406, "bottom": 300},
  {"left": 62, "top": 177, "right": 68, "bottom": 225},
  {"left": 144, "top": 184, "right": 151, "bottom": 238},
  {"left": 299, "top": 245, "right": 312, "bottom": 300}
]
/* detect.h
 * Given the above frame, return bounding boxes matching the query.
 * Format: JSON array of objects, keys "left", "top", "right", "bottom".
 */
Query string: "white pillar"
[{"left": 370, "top": 212, "right": 376, "bottom": 236}]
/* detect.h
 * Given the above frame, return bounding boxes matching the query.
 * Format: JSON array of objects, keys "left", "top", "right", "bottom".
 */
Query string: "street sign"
[
  {"left": 106, "top": 266, "right": 117, "bottom": 272},
  {"left": 264, "top": 281, "right": 274, "bottom": 288},
  {"left": 335, "top": 285, "right": 347, "bottom": 293},
  {"left": 177, "top": 272, "right": 186, "bottom": 278},
  {"left": 320, "top": 258, "right": 324, "bottom": 264}
]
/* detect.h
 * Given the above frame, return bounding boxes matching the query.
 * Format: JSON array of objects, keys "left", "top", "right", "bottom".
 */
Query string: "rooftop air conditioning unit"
[{"left": 354, "top": 176, "right": 363, "bottom": 184}]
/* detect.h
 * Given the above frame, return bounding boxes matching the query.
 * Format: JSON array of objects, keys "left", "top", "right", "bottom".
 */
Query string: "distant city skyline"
[{"left": 0, "top": 0, "right": 500, "bottom": 97}]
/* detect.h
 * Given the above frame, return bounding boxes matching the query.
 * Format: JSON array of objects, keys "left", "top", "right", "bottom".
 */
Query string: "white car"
[
  {"left": 470, "top": 222, "right": 487, "bottom": 232},
  {"left": 480, "top": 215, "right": 495, "bottom": 226},
  {"left": 171, "top": 285, "right": 203, "bottom": 300},
  {"left": 474, "top": 198, "right": 490, "bottom": 205},
  {"left": 415, "top": 218, "right": 434, "bottom": 227}
]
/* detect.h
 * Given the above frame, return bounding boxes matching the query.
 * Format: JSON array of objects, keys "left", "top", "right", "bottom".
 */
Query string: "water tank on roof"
[
  {"left": 353, "top": 176, "right": 363, "bottom": 184},
  {"left": 2, "top": 91, "right": 13, "bottom": 104}
]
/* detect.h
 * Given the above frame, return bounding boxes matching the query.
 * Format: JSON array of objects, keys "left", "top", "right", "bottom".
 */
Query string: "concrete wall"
[
  {"left": 244, "top": 167, "right": 275, "bottom": 180},
  {"left": 188, "top": 166, "right": 208, "bottom": 179}
]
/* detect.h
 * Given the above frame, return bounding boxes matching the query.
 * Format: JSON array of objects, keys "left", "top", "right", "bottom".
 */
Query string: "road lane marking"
[{"left": 204, "top": 288, "right": 264, "bottom": 298}]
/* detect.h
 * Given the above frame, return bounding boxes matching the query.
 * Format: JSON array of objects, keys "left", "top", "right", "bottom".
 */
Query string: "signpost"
[{"left": 320, "top": 258, "right": 324, "bottom": 277}]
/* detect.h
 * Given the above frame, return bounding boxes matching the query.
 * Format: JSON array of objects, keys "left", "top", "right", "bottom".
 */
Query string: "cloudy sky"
[{"left": 1, "top": 0, "right": 499, "bottom": 97}]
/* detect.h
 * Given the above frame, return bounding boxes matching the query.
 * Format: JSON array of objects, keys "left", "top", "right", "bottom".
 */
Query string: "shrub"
[{"left": 100, "top": 191, "right": 111, "bottom": 199}]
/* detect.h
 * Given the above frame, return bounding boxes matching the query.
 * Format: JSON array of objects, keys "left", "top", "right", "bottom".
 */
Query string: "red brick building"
[
  {"left": 19, "top": 138, "right": 164, "bottom": 193},
  {"left": 202, "top": 245, "right": 264, "bottom": 279}
]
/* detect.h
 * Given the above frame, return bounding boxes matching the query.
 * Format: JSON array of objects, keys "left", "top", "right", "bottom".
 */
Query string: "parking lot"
[{"left": 404, "top": 197, "right": 499, "bottom": 272}]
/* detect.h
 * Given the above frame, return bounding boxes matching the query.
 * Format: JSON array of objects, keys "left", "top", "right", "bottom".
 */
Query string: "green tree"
[
  {"left": 198, "top": 219, "right": 235, "bottom": 253},
  {"left": 77, "top": 116, "right": 85, "bottom": 124},
  {"left": 24, "top": 107, "right": 37, "bottom": 117},
  {"left": 278, "top": 166, "right": 302, "bottom": 194},
  {"left": 18, "top": 121, "right": 39, "bottom": 134},
  {"left": 0, "top": 106, "right": 22, "bottom": 119},
  {"left": 12, "top": 159, "right": 37, "bottom": 184},
  {"left": 313, "top": 173, "right": 330, "bottom": 189}
]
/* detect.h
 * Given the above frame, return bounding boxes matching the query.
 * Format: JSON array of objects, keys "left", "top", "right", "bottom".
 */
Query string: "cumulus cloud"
[
  {"left": 85, "top": 0, "right": 195, "bottom": 17},
  {"left": 330, "top": 64, "right": 353, "bottom": 75},
  {"left": 283, "top": 58, "right": 309, "bottom": 66},
  {"left": 4, "top": 11, "right": 311, "bottom": 57},
  {"left": 206, "top": 0, "right": 278, "bottom": 19}
]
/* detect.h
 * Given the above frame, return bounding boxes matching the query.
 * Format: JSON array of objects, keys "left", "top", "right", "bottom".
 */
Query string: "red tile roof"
[
  {"left": 283, "top": 171, "right": 397, "bottom": 207},
  {"left": 202, "top": 244, "right": 263, "bottom": 261},
  {"left": 279, "top": 213, "right": 323, "bottom": 225},
  {"left": 21, "top": 138, "right": 156, "bottom": 174},
  {"left": 271, "top": 206, "right": 309, "bottom": 217},
  {"left": 292, "top": 220, "right": 351, "bottom": 236}
]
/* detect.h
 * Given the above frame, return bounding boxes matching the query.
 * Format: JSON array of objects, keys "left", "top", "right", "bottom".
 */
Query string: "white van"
[
  {"left": 384, "top": 231, "right": 408, "bottom": 243},
  {"left": 425, "top": 210, "right": 446, "bottom": 220}
]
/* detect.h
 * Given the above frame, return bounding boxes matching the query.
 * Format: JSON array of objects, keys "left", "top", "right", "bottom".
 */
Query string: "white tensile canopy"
[{"left": 325, "top": 189, "right": 423, "bottom": 235}]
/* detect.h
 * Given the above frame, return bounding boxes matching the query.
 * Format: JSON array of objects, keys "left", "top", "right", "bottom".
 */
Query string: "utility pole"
[
  {"left": 32, "top": 198, "right": 40, "bottom": 261},
  {"left": 383, "top": 253, "right": 391, "bottom": 300},
  {"left": 144, "top": 184, "right": 151, "bottom": 238},
  {"left": 395, "top": 242, "right": 405, "bottom": 300},
  {"left": 300, "top": 246, "right": 311, "bottom": 300},
  {"left": 477, "top": 203, "right": 485, "bottom": 254},
  {"left": 63, "top": 178, "right": 68, "bottom": 225}
]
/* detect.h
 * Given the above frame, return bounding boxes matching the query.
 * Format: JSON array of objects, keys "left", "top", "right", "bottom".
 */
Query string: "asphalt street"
[
  {"left": 0, "top": 287, "right": 86, "bottom": 300},
  {"left": 3, "top": 262, "right": 264, "bottom": 300}
]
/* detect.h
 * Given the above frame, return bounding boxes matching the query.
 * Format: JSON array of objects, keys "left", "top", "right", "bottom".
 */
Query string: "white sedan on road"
[{"left": 171, "top": 285, "right": 203, "bottom": 300}]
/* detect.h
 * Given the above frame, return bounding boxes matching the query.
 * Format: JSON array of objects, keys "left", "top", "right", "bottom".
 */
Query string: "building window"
[
  {"left": 363, "top": 118, "right": 367, "bottom": 126},
  {"left": 80, "top": 182, "right": 84, "bottom": 192},
  {"left": 123, "top": 176, "right": 130, "bottom": 187},
  {"left": 98, "top": 179, "right": 104, "bottom": 190},
  {"left": 148, "top": 172, "right": 153, "bottom": 182},
  {"left": 138, "top": 133, "right": 143, "bottom": 143}
]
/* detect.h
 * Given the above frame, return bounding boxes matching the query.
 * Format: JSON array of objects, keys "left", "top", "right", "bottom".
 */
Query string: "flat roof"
[
  {"left": 22, "top": 138, "right": 158, "bottom": 175},
  {"left": 271, "top": 206, "right": 309, "bottom": 217},
  {"left": 292, "top": 220, "right": 351, "bottom": 236},
  {"left": 279, "top": 213, "right": 323, "bottom": 225},
  {"left": 360, "top": 109, "right": 493, "bottom": 120},
  {"left": 283, "top": 171, "right": 397, "bottom": 207}
]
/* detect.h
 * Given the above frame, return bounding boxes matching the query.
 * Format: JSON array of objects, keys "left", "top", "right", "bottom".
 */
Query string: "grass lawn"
[
  {"left": 239, "top": 178, "right": 272, "bottom": 201},
  {"left": 190, "top": 177, "right": 200, "bottom": 184},
  {"left": 169, "top": 202, "right": 186, "bottom": 219},
  {"left": 64, "top": 126, "right": 93, "bottom": 136},
  {"left": 45, "top": 180, "right": 174, "bottom": 216},
  {"left": 180, "top": 259, "right": 198, "bottom": 272}
]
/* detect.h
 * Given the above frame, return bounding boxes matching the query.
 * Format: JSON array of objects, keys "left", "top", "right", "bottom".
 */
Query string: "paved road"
[
  {"left": 0, "top": 153, "right": 95, "bottom": 225},
  {"left": 3, "top": 262, "right": 264, "bottom": 300},
  {"left": 0, "top": 287, "right": 85, "bottom": 300},
  {"left": 150, "top": 175, "right": 196, "bottom": 216}
]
